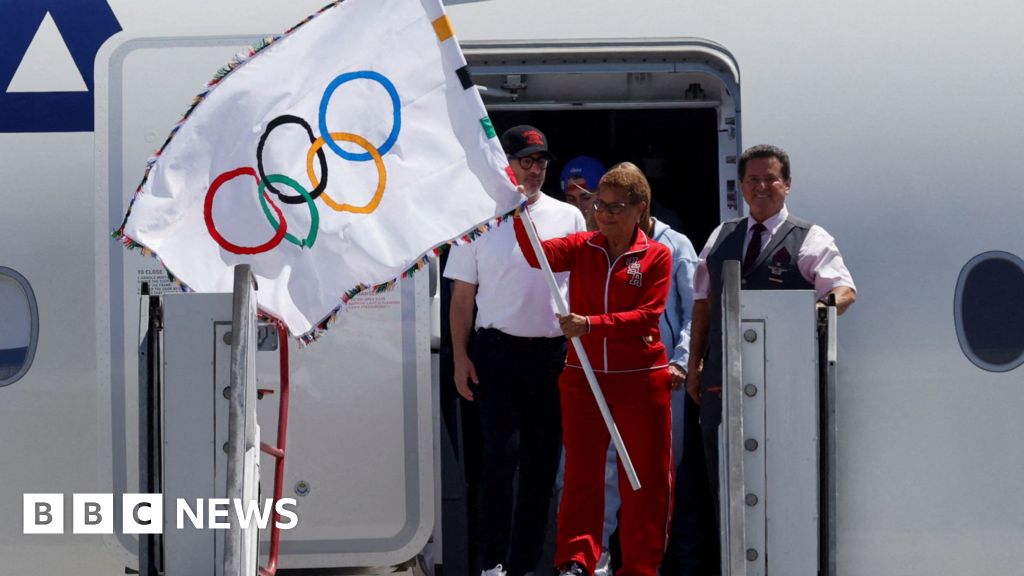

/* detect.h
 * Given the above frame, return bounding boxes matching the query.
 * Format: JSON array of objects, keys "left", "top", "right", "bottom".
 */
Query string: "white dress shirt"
[{"left": 693, "top": 205, "right": 856, "bottom": 301}]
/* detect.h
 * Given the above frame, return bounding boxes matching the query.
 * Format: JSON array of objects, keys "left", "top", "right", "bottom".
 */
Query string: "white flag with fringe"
[{"left": 117, "top": 0, "right": 519, "bottom": 342}]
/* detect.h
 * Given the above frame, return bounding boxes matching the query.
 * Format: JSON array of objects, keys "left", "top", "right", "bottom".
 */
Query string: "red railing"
[{"left": 258, "top": 322, "right": 291, "bottom": 576}]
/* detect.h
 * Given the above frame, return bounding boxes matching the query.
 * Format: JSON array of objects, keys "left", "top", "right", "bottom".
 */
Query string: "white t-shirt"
[{"left": 444, "top": 193, "right": 587, "bottom": 337}]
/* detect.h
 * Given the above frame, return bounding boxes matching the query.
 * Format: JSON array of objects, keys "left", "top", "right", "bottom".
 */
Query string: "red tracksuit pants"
[{"left": 555, "top": 367, "right": 673, "bottom": 576}]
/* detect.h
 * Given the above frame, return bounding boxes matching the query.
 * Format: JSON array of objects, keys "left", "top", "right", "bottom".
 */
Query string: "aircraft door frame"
[
  {"left": 462, "top": 38, "right": 745, "bottom": 226},
  {"left": 95, "top": 35, "right": 437, "bottom": 569}
]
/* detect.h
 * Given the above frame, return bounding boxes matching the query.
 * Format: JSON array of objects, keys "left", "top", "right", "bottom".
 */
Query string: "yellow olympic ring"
[{"left": 306, "top": 132, "right": 387, "bottom": 215}]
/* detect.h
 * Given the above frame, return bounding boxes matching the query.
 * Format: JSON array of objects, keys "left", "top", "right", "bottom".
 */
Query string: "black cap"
[{"left": 500, "top": 125, "right": 555, "bottom": 160}]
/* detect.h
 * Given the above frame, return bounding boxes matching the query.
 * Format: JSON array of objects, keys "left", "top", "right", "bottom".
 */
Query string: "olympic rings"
[
  {"left": 306, "top": 132, "right": 387, "bottom": 214},
  {"left": 257, "top": 115, "right": 329, "bottom": 204},
  {"left": 257, "top": 174, "right": 320, "bottom": 248},
  {"left": 318, "top": 71, "right": 401, "bottom": 162},
  {"left": 204, "top": 70, "right": 401, "bottom": 256},
  {"left": 204, "top": 167, "right": 288, "bottom": 255}
]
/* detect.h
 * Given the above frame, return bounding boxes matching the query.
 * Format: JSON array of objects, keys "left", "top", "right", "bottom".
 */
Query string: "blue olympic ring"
[{"left": 318, "top": 70, "right": 401, "bottom": 162}]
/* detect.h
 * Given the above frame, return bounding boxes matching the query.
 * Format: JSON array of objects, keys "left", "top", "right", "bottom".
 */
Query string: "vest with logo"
[{"left": 702, "top": 215, "right": 813, "bottom": 391}]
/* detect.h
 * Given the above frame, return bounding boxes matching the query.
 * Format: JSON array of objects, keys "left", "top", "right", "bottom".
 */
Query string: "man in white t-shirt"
[{"left": 445, "top": 125, "right": 586, "bottom": 576}]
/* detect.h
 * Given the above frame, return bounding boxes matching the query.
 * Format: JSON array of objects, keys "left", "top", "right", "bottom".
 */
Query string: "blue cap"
[{"left": 560, "top": 156, "right": 606, "bottom": 192}]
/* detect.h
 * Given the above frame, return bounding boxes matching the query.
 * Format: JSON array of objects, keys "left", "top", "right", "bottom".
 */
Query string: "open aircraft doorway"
[
  {"left": 436, "top": 39, "right": 743, "bottom": 574},
  {"left": 466, "top": 39, "right": 742, "bottom": 249}
]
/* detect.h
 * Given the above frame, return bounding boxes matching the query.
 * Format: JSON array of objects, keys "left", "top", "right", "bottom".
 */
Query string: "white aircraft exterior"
[{"left": 1, "top": 0, "right": 1022, "bottom": 574}]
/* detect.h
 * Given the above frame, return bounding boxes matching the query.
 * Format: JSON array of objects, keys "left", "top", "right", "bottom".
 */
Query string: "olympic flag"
[{"left": 117, "top": 0, "right": 519, "bottom": 341}]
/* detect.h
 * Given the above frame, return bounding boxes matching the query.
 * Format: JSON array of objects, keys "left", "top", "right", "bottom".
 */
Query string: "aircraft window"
[
  {"left": 0, "top": 267, "right": 38, "bottom": 386},
  {"left": 954, "top": 252, "right": 1024, "bottom": 372}
]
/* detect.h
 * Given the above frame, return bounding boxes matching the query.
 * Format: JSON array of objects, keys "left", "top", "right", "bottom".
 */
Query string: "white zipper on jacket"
[{"left": 585, "top": 232, "right": 650, "bottom": 372}]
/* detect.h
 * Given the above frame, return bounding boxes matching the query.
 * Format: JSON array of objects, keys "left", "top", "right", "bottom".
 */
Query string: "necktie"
[{"left": 742, "top": 222, "right": 766, "bottom": 273}]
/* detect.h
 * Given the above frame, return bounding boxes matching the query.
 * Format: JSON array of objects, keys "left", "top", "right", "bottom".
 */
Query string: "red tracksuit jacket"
[{"left": 514, "top": 215, "right": 672, "bottom": 373}]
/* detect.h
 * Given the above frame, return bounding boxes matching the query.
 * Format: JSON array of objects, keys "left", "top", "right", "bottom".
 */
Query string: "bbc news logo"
[{"left": 23, "top": 494, "right": 299, "bottom": 534}]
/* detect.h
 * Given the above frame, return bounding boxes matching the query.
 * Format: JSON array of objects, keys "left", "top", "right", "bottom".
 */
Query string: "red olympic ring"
[{"left": 204, "top": 167, "right": 288, "bottom": 255}]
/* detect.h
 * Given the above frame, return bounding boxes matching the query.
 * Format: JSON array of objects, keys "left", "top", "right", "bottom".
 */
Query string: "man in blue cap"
[{"left": 561, "top": 155, "right": 606, "bottom": 230}]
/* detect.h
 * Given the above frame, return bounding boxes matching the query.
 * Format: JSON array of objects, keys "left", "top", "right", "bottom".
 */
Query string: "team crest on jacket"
[
  {"left": 768, "top": 247, "right": 792, "bottom": 283},
  {"left": 626, "top": 256, "right": 642, "bottom": 287}
]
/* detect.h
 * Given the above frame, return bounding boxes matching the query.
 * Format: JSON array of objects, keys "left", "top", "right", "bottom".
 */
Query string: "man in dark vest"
[{"left": 684, "top": 144, "right": 856, "bottom": 572}]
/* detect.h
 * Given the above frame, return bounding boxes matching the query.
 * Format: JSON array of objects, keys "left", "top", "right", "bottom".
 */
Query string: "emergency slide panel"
[
  {"left": 721, "top": 263, "right": 819, "bottom": 575},
  {"left": 161, "top": 292, "right": 236, "bottom": 576},
  {"left": 741, "top": 289, "right": 819, "bottom": 575}
]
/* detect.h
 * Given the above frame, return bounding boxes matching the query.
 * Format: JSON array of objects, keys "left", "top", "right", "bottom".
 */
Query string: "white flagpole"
[{"left": 519, "top": 204, "right": 641, "bottom": 491}]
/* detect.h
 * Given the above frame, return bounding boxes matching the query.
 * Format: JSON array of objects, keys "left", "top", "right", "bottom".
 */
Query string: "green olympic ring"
[{"left": 257, "top": 173, "right": 320, "bottom": 249}]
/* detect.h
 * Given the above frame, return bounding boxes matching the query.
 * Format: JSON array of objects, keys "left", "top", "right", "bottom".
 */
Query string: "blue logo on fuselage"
[{"left": 0, "top": 1, "right": 121, "bottom": 132}]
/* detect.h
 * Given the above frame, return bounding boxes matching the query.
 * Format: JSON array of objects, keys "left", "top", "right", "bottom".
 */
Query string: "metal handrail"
[
  {"left": 140, "top": 287, "right": 163, "bottom": 576},
  {"left": 721, "top": 260, "right": 747, "bottom": 576},
  {"left": 258, "top": 321, "right": 291, "bottom": 576},
  {"left": 818, "top": 296, "right": 839, "bottom": 576},
  {"left": 225, "top": 265, "right": 257, "bottom": 575}
]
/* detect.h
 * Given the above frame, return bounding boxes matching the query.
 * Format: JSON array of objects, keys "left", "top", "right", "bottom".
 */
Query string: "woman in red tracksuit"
[{"left": 514, "top": 165, "right": 673, "bottom": 576}]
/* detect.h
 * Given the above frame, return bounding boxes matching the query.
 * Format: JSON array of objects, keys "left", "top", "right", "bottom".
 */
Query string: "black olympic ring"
[{"left": 256, "top": 114, "right": 329, "bottom": 204}]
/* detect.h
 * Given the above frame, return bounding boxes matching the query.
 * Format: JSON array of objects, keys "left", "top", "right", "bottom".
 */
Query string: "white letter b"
[{"left": 23, "top": 494, "right": 63, "bottom": 534}]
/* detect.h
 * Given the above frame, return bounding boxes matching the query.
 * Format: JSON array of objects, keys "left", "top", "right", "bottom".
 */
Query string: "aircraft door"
[{"left": 719, "top": 261, "right": 836, "bottom": 575}]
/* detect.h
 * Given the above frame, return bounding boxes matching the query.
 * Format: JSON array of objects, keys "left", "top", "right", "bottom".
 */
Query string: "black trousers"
[
  {"left": 699, "top": 391, "right": 722, "bottom": 514},
  {"left": 697, "top": 391, "right": 723, "bottom": 575},
  {"left": 474, "top": 329, "right": 566, "bottom": 576},
  {"left": 662, "top": 393, "right": 720, "bottom": 576}
]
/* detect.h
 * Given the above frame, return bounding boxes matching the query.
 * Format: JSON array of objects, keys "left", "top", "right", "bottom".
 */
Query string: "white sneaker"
[
  {"left": 558, "top": 561, "right": 588, "bottom": 576},
  {"left": 482, "top": 564, "right": 507, "bottom": 576},
  {"left": 593, "top": 549, "right": 612, "bottom": 576}
]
